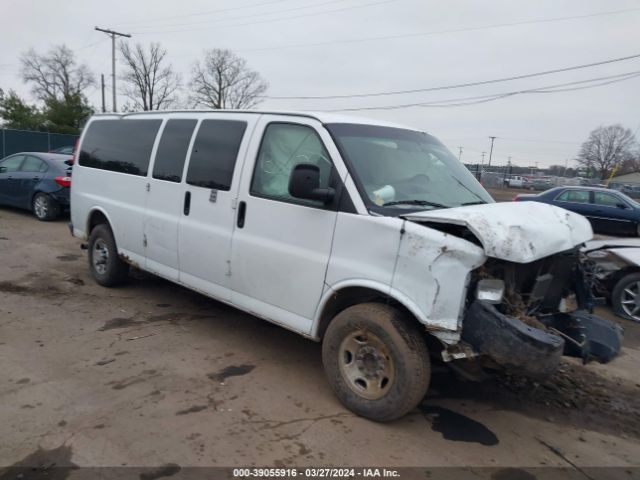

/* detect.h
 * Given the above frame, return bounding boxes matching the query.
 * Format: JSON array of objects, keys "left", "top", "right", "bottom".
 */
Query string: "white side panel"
[
  {"left": 324, "top": 213, "right": 402, "bottom": 293},
  {"left": 392, "top": 221, "right": 486, "bottom": 332},
  {"left": 72, "top": 168, "right": 148, "bottom": 257}
]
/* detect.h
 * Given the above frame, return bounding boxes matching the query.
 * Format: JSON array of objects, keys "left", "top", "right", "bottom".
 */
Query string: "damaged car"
[
  {"left": 70, "top": 111, "right": 622, "bottom": 422},
  {"left": 583, "top": 238, "right": 640, "bottom": 323}
]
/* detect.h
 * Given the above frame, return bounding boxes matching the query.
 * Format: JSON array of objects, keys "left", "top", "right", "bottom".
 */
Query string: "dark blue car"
[
  {"left": 515, "top": 186, "right": 640, "bottom": 237},
  {"left": 0, "top": 152, "right": 72, "bottom": 221}
]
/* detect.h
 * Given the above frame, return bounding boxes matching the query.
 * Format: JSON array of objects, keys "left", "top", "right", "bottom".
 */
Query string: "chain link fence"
[
  {"left": 1, "top": 128, "right": 78, "bottom": 158},
  {"left": 464, "top": 163, "right": 583, "bottom": 189}
]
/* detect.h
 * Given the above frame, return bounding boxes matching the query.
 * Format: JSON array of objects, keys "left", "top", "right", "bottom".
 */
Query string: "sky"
[{"left": 1, "top": 0, "right": 639, "bottom": 167}]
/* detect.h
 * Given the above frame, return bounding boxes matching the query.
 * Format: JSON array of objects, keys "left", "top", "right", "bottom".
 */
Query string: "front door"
[
  {"left": 230, "top": 117, "right": 341, "bottom": 333},
  {"left": 591, "top": 191, "right": 635, "bottom": 235},
  {"left": 14, "top": 155, "right": 47, "bottom": 209},
  {"left": 0, "top": 155, "right": 26, "bottom": 206}
]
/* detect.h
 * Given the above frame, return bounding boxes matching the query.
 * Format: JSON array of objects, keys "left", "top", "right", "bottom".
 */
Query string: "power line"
[
  {"left": 239, "top": 6, "right": 640, "bottom": 54},
  {"left": 319, "top": 70, "right": 640, "bottom": 111},
  {"left": 131, "top": 0, "right": 395, "bottom": 34},
  {"left": 126, "top": 0, "right": 348, "bottom": 31},
  {"left": 265, "top": 52, "right": 640, "bottom": 100},
  {"left": 113, "top": 0, "right": 296, "bottom": 26}
]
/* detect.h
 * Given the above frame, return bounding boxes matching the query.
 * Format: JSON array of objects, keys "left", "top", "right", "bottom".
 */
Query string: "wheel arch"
[
  {"left": 311, "top": 280, "right": 434, "bottom": 342},
  {"left": 86, "top": 207, "right": 114, "bottom": 235}
]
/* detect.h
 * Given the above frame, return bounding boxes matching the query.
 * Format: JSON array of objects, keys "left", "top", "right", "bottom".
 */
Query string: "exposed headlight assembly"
[{"left": 476, "top": 279, "right": 505, "bottom": 304}]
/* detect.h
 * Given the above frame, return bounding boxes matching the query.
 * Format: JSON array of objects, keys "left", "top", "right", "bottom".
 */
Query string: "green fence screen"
[{"left": 0, "top": 128, "right": 79, "bottom": 158}]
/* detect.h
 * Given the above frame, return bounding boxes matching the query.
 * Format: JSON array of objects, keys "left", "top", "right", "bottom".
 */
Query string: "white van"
[{"left": 70, "top": 110, "right": 621, "bottom": 421}]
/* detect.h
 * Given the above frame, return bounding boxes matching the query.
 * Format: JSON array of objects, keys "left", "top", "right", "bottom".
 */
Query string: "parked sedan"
[
  {"left": 515, "top": 186, "right": 640, "bottom": 236},
  {"left": 0, "top": 152, "right": 72, "bottom": 221},
  {"left": 583, "top": 238, "right": 640, "bottom": 322}
]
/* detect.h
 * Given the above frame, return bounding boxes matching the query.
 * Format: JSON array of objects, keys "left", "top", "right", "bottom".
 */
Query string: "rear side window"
[
  {"left": 153, "top": 119, "right": 197, "bottom": 182},
  {"left": 186, "top": 120, "right": 247, "bottom": 190},
  {"left": 21, "top": 156, "right": 47, "bottom": 173},
  {"left": 79, "top": 119, "right": 162, "bottom": 176}
]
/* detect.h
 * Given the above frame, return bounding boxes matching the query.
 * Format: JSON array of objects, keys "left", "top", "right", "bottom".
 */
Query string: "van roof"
[{"left": 92, "top": 109, "right": 422, "bottom": 133}]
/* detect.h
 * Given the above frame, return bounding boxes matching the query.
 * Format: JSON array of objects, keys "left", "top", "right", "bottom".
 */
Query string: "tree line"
[
  {"left": 0, "top": 42, "right": 638, "bottom": 179},
  {"left": 0, "top": 42, "right": 268, "bottom": 134}
]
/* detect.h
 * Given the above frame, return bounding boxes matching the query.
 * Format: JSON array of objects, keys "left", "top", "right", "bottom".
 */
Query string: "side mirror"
[
  {"left": 616, "top": 203, "right": 628, "bottom": 209},
  {"left": 0, "top": 166, "right": 5, "bottom": 174},
  {"left": 289, "top": 163, "right": 335, "bottom": 204}
]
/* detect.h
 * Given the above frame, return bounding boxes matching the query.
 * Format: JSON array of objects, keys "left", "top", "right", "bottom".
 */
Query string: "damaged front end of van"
[{"left": 400, "top": 201, "right": 623, "bottom": 379}]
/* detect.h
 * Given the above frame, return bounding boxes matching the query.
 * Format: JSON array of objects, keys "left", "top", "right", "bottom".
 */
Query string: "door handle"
[
  {"left": 237, "top": 201, "right": 246, "bottom": 228},
  {"left": 183, "top": 191, "right": 191, "bottom": 216},
  {"left": 32, "top": 177, "right": 40, "bottom": 181}
]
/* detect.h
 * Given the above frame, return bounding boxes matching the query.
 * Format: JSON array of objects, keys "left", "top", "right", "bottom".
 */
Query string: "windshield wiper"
[
  {"left": 460, "top": 201, "right": 487, "bottom": 206},
  {"left": 382, "top": 199, "right": 448, "bottom": 208}
]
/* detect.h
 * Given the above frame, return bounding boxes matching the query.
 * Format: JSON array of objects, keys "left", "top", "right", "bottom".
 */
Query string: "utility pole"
[
  {"left": 95, "top": 26, "right": 131, "bottom": 112},
  {"left": 458, "top": 146, "right": 463, "bottom": 161},
  {"left": 503, "top": 157, "right": 512, "bottom": 187},
  {"left": 478, "top": 152, "right": 486, "bottom": 182},
  {"left": 487, "top": 136, "right": 497, "bottom": 168},
  {"left": 100, "top": 74, "right": 106, "bottom": 113}
]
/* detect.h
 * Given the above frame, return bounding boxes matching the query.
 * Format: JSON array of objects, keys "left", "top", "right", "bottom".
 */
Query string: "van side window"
[
  {"left": 186, "top": 120, "right": 247, "bottom": 190},
  {"left": 250, "top": 123, "right": 333, "bottom": 205},
  {"left": 79, "top": 119, "right": 162, "bottom": 176},
  {"left": 153, "top": 119, "right": 197, "bottom": 182}
]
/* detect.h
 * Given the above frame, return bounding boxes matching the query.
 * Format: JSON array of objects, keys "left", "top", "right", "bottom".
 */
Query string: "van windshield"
[{"left": 326, "top": 123, "right": 493, "bottom": 214}]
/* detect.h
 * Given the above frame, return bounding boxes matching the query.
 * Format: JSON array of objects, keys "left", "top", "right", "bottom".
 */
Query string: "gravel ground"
[{"left": 1, "top": 207, "right": 639, "bottom": 474}]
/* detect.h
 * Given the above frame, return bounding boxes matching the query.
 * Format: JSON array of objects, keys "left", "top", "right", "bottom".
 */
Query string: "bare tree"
[
  {"left": 576, "top": 125, "right": 637, "bottom": 179},
  {"left": 119, "top": 42, "right": 181, "bottom": 111},
  {"left": 190, "top": 49, "right": 268, "bottom": 109},
  {"left": 20, "top": 45, "right": 95, "bottom": 102}
]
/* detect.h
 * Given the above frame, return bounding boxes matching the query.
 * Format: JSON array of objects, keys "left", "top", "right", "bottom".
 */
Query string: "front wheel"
[
  {"left": 322, "top": 303, "right": 430, "bottom": 422},
  {"left": 88, "top": 224, "right": 129, "bottom": 287},
  {"left": 32, "top": 193, "right": 59, "bottom": 221},
  {"left": 612, "top": 272, "right": 640, "bottom": 323}
]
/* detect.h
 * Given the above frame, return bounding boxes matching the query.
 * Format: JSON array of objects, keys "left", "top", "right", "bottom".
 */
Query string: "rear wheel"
[
  {"left": 322, "top": 303, "right": 430, "bottom": 422},
  {"left": 612, "top": 272, "right": 640, "bottom": 323},
  {"left": 88, "top": 224, "right": 129, "bottom": 287},
  {"left": 32, "top": 193, "right": 59, "bottom": 221}
]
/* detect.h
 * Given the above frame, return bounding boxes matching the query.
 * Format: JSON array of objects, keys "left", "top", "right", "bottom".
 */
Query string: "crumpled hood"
[{"left": 402, "top": 201, "right": 593, "bottom": 263}]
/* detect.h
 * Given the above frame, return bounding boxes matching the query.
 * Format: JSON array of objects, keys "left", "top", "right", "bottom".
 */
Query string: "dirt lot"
[{"left": 1, "top": 207, "right": 640, "bottom": 474}]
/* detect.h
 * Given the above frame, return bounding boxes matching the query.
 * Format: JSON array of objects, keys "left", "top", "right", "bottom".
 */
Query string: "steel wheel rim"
[
  {"left": 92, "top": 239, "right": 109, "bottom": 275},
  {"left": 34, "top": 196, "right": 47, "bottom": 218},
  {"left": 620, "top": 281, "right": 640, "bottom": 321},
  {"left": 338, "top": 330, "right": 394, "bottom": 400}
]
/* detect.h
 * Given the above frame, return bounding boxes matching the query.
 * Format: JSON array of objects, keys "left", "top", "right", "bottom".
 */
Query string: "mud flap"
[
  {"left": 461, "top": 300, "right": 565, "bottom": 378},
  {"left": 540, "top": 311, "right": 623, "bottom": 364}
]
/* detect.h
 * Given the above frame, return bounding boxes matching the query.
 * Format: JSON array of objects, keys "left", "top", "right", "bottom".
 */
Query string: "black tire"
[
  {"left": 32, "top": 192, "right": 59, "bottom": 221},
  {"left": 322, "top": 303, "right": 430, "bottom": 422},
  {"left": 88, "top": 224, "right": 129, "bottom": 287},
  {"left": 612, "top": 272, "right": 640, "bottom": 323}
]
